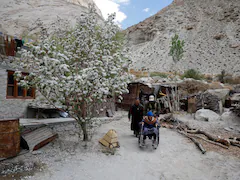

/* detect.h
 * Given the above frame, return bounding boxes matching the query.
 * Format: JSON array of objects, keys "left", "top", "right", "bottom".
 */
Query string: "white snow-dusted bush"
[{"left": 14, "top": 5, "right": 132, "bottom": 140}]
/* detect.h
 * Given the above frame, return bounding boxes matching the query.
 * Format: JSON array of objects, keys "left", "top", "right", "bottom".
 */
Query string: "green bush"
[
  {"left": 181, "top": 69, "right": 203, "bottom": 80},
  {"left": 150, "top": 72, "right": 168, "bottom": 78}
]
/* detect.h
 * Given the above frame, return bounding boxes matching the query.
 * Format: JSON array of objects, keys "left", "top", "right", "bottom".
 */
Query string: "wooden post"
[
  {"left": 166, "top": 88, "right": 172, "bottom": 112},
  {"left": 136, "top": 83, "right": 139, "bottom": 99},
  {"left": 5, "top": 35, "right": 8, "bottom": 56},
  {"left": 177, "top": 86, "right": 180, "bottom": 111}
]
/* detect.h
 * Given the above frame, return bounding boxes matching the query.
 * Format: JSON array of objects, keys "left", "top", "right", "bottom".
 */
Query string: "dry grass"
[
  {"left": 178, "top": 80, "right": 209, "bottom": 96},
  {"left": 225, "top": 76, "right": 240, "bottom": 85}
]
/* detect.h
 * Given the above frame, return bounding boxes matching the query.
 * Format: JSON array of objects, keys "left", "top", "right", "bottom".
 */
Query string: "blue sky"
[{"left": 94, "top": 0, "right": 173, "bottom": 29}]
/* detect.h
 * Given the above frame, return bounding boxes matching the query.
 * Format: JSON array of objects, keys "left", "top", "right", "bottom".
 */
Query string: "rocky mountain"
[
  {"left": 0, "top": 0, "right": 102, "bottom": 37},
  {"left": 125, "top": 0, "right": 240, "bottom": 76}
]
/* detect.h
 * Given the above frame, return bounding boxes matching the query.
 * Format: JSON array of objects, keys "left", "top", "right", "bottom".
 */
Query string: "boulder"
[
  {"left": 231, "top": 93, "right": 240, "bottom": 101},
  {"left": 195, "top": 109, "right": 220, "bottom": 122},
  {"left": 206, "top": 89, "right": 230, "bottom": 101},
  {"left": 209, "top": 82, "right": 224, "bottom": 89},
  {"left": 221, "top": 111, "right": 237, "bottom": 121},
  {"left": 221, "top": 111, "right": 240, "bottom": 132}
]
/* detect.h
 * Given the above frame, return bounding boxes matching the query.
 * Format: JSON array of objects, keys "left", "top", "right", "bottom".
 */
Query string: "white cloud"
[
  {"left": 143, "top": 8, "right": 150, "bottom": 12},
  {"left": 93, "top": 0, "right": 128, "bottom": 24},
  {"left": 113, "top": 0, "right": 130, "bottom": 4}
]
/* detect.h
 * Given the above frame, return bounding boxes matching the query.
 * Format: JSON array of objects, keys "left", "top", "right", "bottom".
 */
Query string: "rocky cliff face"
[
  {"left": 125, "top": 0, "right": 240, "bottom": 76},
  {"left": 0, "top": 0, "right": 102, "bottom": 36}
]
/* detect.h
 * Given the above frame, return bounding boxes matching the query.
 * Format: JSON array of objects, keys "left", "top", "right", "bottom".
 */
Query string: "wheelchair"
[{"left": 138, "top": 123, "right": 160, "bottom": 149}]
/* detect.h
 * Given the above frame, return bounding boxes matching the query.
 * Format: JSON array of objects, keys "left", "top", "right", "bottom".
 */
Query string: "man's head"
[
  {"left": 135, "top": 99, "right": 140, "bottom": 106},
  {"left": 149, "top": 95, "right": 155, "bottom": 102},
  {"left": 147, "top": 111, "right": 154, "bottom": 120}
]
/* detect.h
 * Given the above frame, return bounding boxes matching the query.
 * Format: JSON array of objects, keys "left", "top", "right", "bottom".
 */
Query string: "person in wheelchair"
[{"left": 140, "top": 111, "right": 159, "bottom": 145}]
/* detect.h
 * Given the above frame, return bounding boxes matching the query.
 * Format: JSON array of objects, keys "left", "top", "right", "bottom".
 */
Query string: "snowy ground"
[{"left": 1, "top": 111, "right": 240, "bottom": 180}]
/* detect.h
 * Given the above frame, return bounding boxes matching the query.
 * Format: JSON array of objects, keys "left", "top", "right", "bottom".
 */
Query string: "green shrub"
[
  {"left": 150, "top": 72, "right": 168, "bottom": 78},
  {"left": 181, "top": 69, "right": 203, "bottom": 80}
]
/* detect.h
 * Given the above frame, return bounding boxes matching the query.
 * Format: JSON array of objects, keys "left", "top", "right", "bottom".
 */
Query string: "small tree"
[
  {"left": 218, "top": 70, "right": 226, "bottom": 83},
  {"left": 168, "top": 34, "right": 184, "bottom": 111},
  {"left": 169, "top": 34, "right": 185, "bottom": 65},
  {"left": 15, "top": 6, "right": 132, "bottom": 141}
]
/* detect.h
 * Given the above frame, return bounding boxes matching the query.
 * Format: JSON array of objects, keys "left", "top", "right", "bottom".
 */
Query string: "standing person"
[
  {"left": 128, "top": 99, "right": 144, "bottom": 137},
  {"left": 146, "top": 95, "right": 159, "bottom": 117}
]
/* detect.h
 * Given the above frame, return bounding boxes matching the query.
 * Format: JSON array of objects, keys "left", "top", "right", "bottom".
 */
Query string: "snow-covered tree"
[{"left": 15, "top": 5, "right": 132, "bottom": 141}]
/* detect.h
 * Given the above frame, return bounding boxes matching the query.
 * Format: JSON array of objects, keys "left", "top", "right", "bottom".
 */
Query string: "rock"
[
  {"left": 185, "top": 25, "right": 194, "bottom": 30},
  {"left": 206, "top": 89, "right": 230, "bottom": 101},
  {"left": 32, "top": 150, "right": 43, "bottom": 155},
  {"left": 213, "top": 33, "right": 225, "bottom": 40},
  {"left": 209, "top": 82, "right": 224, "bottom": 89},
  {"left": 195, "top": 109, "right": 220, "bottom": 122},
  {"left": 229, "top": 44, "right": 240, "bottom": 48},
  {"left": 221, "top": 111, "right": 240, "bottom": 121},
  {"left": 196, "top": 92, "right": 220, "bottom": 113},
  {"left": 231, "top": 93, "right": 240, "bottom": 101}
]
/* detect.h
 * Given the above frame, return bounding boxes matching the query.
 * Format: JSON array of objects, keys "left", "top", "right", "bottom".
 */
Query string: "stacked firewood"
[{"left": 159, "top": 114, "right": 240, "bottom": 154}]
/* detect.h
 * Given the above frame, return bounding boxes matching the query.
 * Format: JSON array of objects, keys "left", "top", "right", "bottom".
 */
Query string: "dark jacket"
[
  {"left": 145, "top": 101, "right": 159, "bottom": 116},
  {"left": 128, "top": 104, "right": 144, "bottom": 131}
]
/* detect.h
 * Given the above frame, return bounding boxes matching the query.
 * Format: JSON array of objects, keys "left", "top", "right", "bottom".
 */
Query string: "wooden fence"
[{"left": 0, "top": 35, "right": 16, "bottom": 56}]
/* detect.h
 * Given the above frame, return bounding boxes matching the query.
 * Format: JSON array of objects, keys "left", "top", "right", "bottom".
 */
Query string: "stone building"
[
  {"left": 0, "top": 56, "right": 116, "bottom": 119},
  {"left": 0, "top": 57, "right": 34, "bottom": 119}
]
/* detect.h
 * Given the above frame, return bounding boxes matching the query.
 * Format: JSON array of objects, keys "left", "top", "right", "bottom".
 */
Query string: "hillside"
[
  {"left": 125, "top": 0, "right": 240, "bottom": 76},
  {"left": 0, "top": 0, "right": 102, "bottom": 37}
]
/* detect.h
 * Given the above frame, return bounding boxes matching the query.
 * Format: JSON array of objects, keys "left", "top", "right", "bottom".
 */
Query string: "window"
[{"left": 6, "top": 71, "right": 35, "bottom": 99}]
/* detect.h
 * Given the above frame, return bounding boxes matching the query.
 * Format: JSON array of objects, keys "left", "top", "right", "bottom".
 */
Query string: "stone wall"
[{"left": 0, "top": 67, "right": 33, "bottom": 119}]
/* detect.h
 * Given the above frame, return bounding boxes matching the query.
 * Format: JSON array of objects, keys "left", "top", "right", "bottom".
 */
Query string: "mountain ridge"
[
  {"left": 0, "top": 0, "right": 103, "bottom": 37},
  {"left": 125, "top": 0, "right": 240, "bottom": 76}
]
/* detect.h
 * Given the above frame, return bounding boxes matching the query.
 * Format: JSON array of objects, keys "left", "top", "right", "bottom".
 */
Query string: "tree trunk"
[
  {"left": 187, "top": 129, "right": 230, "bottom": 146},
  {"left": 187, "top": 133, "right": 229, "bottom": 149},
  {"left": 178, "top": 130, "right": 206, "bottom": 154},
  {"left": 79, "top": 101, "right": 89, "bottom": 141},
  {"left": 80, "top": 121, "right": 88, "bottom": 141}
]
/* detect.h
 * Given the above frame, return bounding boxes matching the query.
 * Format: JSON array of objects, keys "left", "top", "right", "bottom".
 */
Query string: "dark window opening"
[{"left": 6, "top": 71, "right": 35, "bottom": 99}]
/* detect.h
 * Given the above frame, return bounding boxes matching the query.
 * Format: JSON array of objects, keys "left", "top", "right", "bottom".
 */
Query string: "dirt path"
[{"left": 21, "top": 113, "right": 240, "bottom": 180}]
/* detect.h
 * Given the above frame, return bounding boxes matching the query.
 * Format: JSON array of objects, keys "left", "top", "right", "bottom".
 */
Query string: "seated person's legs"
[
  {"left": 153, "top": 127, "right": 158, "bottom": 140},
  {"left": 143, "top": 127, "right": 148, "bottom": 140}
]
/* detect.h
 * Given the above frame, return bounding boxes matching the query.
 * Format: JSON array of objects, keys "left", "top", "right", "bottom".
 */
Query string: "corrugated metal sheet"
[{"left": 22, "top": 127, "right": 58, "bottom": 151}]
